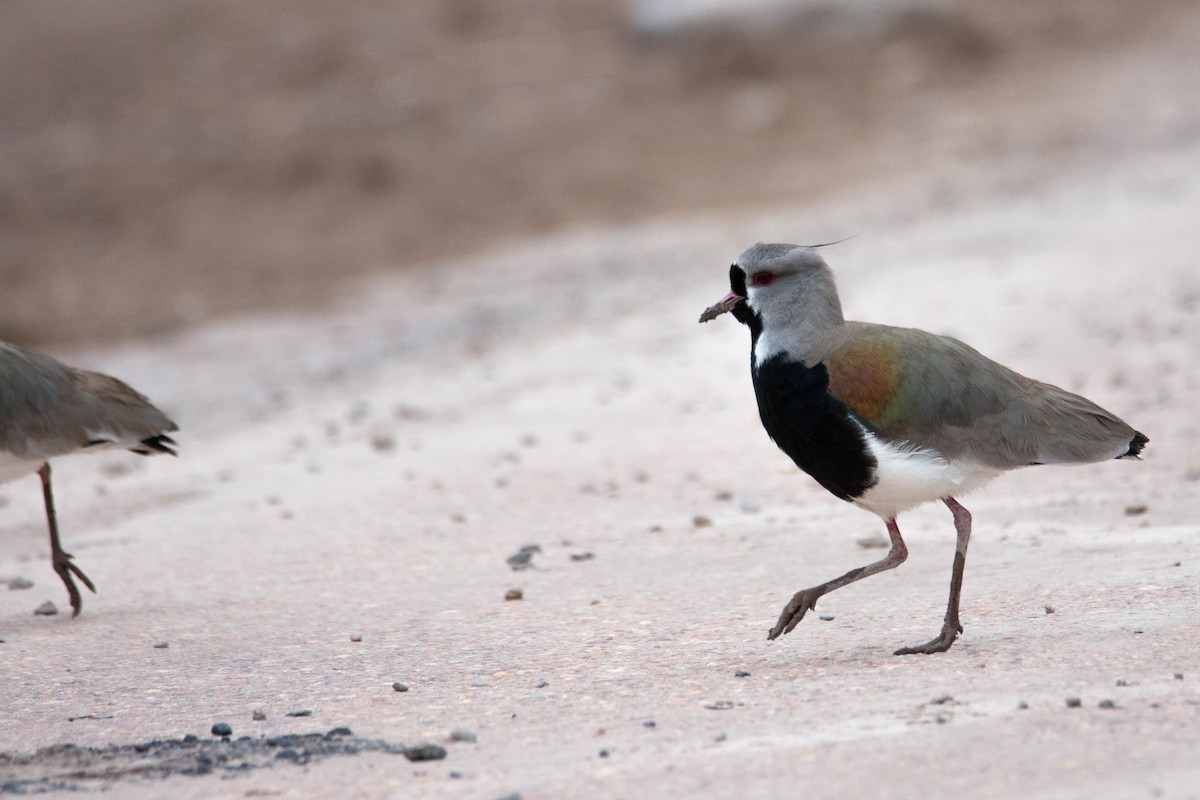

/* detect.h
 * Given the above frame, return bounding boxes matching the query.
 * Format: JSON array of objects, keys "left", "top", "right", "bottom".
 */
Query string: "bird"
[
  {"left": 699, "top": 242, "right": 1147, "bottom": 655},
  {"left": 1, "top": 341, "right": 178, "bottom": 616}
]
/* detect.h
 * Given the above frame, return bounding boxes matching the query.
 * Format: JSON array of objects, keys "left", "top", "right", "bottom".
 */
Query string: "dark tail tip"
[
  {"left": 1123, "top": 431, "right": 1149, "bottom": 459},
  {"left": 134, "top": 434, "right": 179, "bottom": 457}
]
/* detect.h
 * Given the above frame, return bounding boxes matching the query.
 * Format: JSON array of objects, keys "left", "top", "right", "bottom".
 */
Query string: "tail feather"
[
  {"left": 132, "top": 433, "right": 178, "bottom": 457},
  {"left": 1120, "top": 431, "right": 1149, "bottom": 460}
]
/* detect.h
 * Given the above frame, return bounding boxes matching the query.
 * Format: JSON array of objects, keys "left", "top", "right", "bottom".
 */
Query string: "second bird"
[
  {"left": 700, "top": 242, "right": 1147, "bottom": 655},
  {"left": 1, "top": 341, "right": 178, "bottom": 616}
]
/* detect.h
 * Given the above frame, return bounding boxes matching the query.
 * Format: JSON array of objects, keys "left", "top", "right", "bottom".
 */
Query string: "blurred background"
[{"left": 2, "top": 0, "right": 1197, "bottom": 346}]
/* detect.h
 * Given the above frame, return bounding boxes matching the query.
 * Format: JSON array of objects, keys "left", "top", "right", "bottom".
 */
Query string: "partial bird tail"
[
  {"left": 1120, "top": 431, "right": 1149, "bottom": 459},
  {"left": 132, "top": 433, "right": 178, "bottom": 456}
]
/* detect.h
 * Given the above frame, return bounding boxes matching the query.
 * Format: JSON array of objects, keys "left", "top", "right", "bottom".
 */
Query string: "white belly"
[{"left": 853, "top": 433, "right": 1002, "bottom": 520}]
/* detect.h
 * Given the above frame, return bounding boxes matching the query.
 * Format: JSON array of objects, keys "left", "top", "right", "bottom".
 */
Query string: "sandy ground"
[
  {"left": 4, "top": 4, "right": 1200, "bottom": 799},
  {"left": 3, "top": 144, "right": 1200, "bottom": 796}
]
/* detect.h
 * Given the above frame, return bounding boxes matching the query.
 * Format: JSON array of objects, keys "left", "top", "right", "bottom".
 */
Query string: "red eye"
[{"left": 752, "top": 271, "right": 775, "bottom": 287}]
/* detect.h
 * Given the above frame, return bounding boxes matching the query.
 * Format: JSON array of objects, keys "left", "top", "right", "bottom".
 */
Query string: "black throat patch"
[
  {"left": 728, "top": 265, "right": 759, "bottom": 335},
  {"left": 751, "top": 353, "right": 878, "bottom": 502}
]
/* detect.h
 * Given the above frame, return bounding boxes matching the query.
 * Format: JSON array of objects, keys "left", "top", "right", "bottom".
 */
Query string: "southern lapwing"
[
  {"left": 1, "top": 341, "right": 178, "bottom": 616},
  {"left": 700, "top": 243, "right": 1147, "bottom": 655}
]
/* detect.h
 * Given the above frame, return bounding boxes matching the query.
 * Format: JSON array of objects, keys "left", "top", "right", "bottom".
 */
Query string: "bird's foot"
[
  {"left": 51, "top": 550, "right": 96, "bottom": 618},
  {"left": 893, "top": 621, "right": 962, "bottom": 656},
  {"left": 767, "top": 587, "right": 825, "bottom": 640}
]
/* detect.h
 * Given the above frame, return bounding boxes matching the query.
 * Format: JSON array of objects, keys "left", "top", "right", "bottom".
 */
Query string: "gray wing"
[
  {"left": 0, "top": 343, "right": 177, "bottom": 460},
  {"left": 822, "top": 324, "right": 1141, "bottom": 469}
]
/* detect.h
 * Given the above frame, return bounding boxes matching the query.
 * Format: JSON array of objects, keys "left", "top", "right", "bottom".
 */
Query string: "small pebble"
[
  {"left": 7, "top": 576, "right": 33, "bottom": 591},
  {"left": 286, "top": 710, "right": 313, "bottom": 717},
  {"left": 817, "top": 614, "right": 835, "bottom": 621},
  {"left": 505, "top": 588, "right": 523, "bottom": 601},
  {"left": 507, "top": 545, "right": 541, "bottom": 570},
  {"left": 403, "top": 743, "right": 447, "bottom": 762},
  {"left": 1065, "top": 697, "right": 1082, "bottom": 708},
  {"left": 1116, "top": 679, "right": 1129, "bottom": 687},
  {"left": 449, "top": 730, "right": 477, "bottom": 743},
  {"left": 570, "top": 552, "right": 595, "bottom": 562},
  {"left": 34, "top": 600, "right": 58, "bottom": 616},
  {"left": 449, "top": 771, "right": 463, "bottom": 779},
  {"left": 1175, "top": 673, "right": 1184, "bottom": 680},
  {"left": 1098, "top": 699, "right": 1117, "bottom": 710},
  {"left": 1017, "top": 701, "right": 1029, "bottom": 710},
  {"left": 734, "top": 670, "right": 751, "bottom": 678},
  {"left": 714, "top": 733, "right": 727, "bottom": 743},
  {"left": 598, "top": 749, "right": 609, "bottom": 758},
  {"left": 535, "top": 679, "right": 549, "bottom": 688},
  {"left": 211, "top": 723, "right": 233, "bottom": 737},
  {"left": 252, "top": 710, "right": 267, "bottom": 721},
  {"left": 692, "top": 515, "right": 713, "bottom": 528},
  {"left": 349, "top": 633, "right": 362, "bottom": 642},
  {"left": 855, "top": 535, "right": 889, "bottom": 549},
  {"left": 393, "top": 682, "right": 409, "bottom": 693},
  {"left": 153, "top": 642, "right": 169, "bottom": 649},
  {"left": 930, "top": 695, "right": 954, "bottom": 705},
  {"left": 1044, "top": 605, "right": 1056, "bottom": 614},
  {"left": 1124, "top": 504, "right": 1148, "bottom": 516},
  {"left": 326, "top": 727, "right": 352, "bottom": 738},
  {"left": 714, "top": 491, "right": 733, "bottom": 501},
  {"left": 643, "top": 720, "right": 656, "bottom": 728}
]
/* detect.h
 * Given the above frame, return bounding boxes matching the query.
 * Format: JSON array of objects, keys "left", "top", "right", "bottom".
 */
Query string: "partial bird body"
[
  {"left": 1, "top": 341, "right": 177, "bottom": 616},
  {"left": 701, "top": 242, "right": 1146, "bottom": 654}
]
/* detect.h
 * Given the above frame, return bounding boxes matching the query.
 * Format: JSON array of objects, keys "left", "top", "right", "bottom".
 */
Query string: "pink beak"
[{"left": 698, "top": 291, "right": 745, "bottom": 323}]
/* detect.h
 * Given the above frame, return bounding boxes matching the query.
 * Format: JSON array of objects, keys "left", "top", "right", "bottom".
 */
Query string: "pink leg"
[
  {"left": 894, "top": 497, "right": 972, "bottom": 655},
  {"left": 768, "top": 517, "right": 908, "bottom": 640},
  {"left": 39, "top": 463, "right": 96, "bottom": 617}
]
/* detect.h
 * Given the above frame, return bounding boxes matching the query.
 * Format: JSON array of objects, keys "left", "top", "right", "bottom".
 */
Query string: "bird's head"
[{"left": 698, "top": 242, "right": 842, "bottom": 329}]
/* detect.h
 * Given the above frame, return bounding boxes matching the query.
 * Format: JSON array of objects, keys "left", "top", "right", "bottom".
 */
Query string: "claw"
[
  {"left": 893, "top": 622, "right": 961, "bottom": 656},
  {"left": 52, "top": 551, "right": 96, "bottom": 618},
  {"left": 767, "top": 588, "right": 824, "bottom": 640}
]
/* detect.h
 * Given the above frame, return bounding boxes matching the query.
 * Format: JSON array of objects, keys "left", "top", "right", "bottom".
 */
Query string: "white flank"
[{"left": 853, "top": 432, "right": 1002, "bottom": 520}]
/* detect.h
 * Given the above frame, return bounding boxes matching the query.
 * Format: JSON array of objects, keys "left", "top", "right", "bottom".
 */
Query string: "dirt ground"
[
  {"left": 2, "top": 1, "right": 1200, "bottom": 798},
  {"left": 1, "top": 0, "right": 1194, "bottom": 346}
]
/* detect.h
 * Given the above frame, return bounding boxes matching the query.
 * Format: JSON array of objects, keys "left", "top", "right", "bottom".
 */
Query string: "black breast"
[{"left": 752, "top": 354, "right": 878, "bottom": 501}]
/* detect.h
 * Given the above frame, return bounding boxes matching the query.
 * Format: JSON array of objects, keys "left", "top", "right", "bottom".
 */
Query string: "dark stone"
[{"left": 403, "top": 743, "right": 447, "bottom": 762}]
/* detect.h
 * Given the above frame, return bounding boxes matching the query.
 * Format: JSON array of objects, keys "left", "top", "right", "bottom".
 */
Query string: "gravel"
[{"left": 403, "top": 743, "right": 447, "bottom": 762}]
